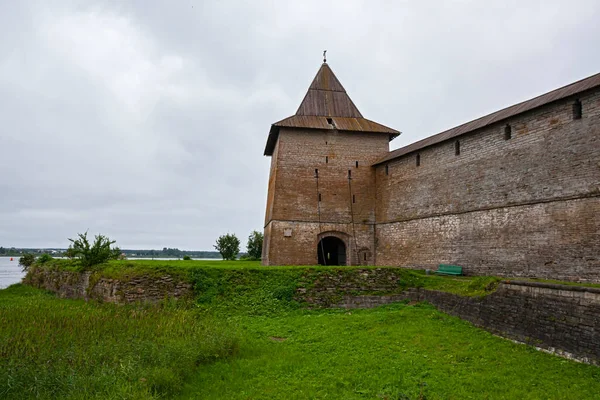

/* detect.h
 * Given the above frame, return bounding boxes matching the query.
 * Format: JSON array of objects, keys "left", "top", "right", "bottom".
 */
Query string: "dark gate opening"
[{"left": 317, "top": 236, "right": 346, "bottom": 266}]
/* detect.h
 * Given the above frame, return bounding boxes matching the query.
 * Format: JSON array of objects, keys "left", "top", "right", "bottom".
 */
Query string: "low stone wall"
[
  {"left": 24, "top": 267, "right": 192, "bottom": 303},
  {"left": 24, "top": 266, "right": 600, "bottom": 364},
  {"left": 323, "top": 281, "right": 600, "bottom": 365},
  {"left": 296, "top": 267, "right": 409, "bottom": 306}
]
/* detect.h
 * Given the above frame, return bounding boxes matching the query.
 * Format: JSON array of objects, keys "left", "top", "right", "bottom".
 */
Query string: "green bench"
[{"left": 435, "top": 264, "right": 463, "bottom": 276}]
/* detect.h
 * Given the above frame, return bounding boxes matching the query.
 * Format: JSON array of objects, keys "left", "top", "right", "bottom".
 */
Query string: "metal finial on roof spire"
[{"left": 323, "top": 50, "right": 327, "bottom": 63}]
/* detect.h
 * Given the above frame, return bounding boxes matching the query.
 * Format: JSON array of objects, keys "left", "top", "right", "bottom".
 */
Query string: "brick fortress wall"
[
  {"left": 263, "top": 128, "right": 390, "bottom": 265},
  {"left": 375, "top": 89, "right": 600, "bottom": 281}
]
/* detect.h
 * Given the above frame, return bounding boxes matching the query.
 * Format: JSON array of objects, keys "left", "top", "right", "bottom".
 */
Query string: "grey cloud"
[{"left": 1, "top": 0, "right": 600, "bottom": 249}]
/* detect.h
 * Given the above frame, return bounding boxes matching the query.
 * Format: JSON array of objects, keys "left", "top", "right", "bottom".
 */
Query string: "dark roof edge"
[
  {"left": 264, "top": 122, "right": 400, "bottom": 156},
  {"left": 373, "top": 71, "right": 600, "bottom": 166},
  {"left": 264, "top": 126, "right": 279, "bottom": 156}
]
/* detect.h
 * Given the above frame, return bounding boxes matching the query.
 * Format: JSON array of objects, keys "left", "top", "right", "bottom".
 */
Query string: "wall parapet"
[{"left": 502, "top": 279, "right": 600, "bottom": 294}]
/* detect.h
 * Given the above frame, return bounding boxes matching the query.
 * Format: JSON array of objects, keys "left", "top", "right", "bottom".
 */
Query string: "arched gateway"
[
  {"left": 317, "top": 236, "right": 346, "bottom": 265},
  {"left": 317, "top": 236, "right": 347, "bottom": 266}
]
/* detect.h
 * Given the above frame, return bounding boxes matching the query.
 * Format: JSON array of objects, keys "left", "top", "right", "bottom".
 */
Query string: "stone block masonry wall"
[
  {"left": 413, "top": 281, "right": 600, "bottom": 365},
  {"left": 375, "top": 88, "right": 600, "bottom": 281},
  {"left": 376, "top": 197, "right": 600, "bottom": 281},
  {"left": 24, "top": 267, "right": 192, "bottom": 303}
]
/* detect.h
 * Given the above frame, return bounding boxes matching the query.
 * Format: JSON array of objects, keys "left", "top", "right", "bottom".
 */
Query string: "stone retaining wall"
[
  {"left": 24, "top": 267, "right": 192, "bottom": 303},
  {"left": 25, "top": 266, "right": 600, "bottom": 364},
  {"left": 325, "top": 281, "right": 600, "bottom": 365}
]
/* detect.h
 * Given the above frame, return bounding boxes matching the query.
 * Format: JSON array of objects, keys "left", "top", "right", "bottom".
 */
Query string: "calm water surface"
[{"left": 0, "top": 257, "right": 26, "bottom": 289}]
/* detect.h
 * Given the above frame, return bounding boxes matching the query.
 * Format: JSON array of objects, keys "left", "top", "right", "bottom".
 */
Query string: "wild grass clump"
[{"left": 0, "top": 285, "right": 239, "bottom": 400}]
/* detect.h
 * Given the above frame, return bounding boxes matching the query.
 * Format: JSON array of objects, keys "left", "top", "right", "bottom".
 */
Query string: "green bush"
[
  {"left": 18, "top": 254, "right": 36, "bottom": 271},
  {"left": 37, "top": 254, "right": 53, "bottom": 264},
  {"left": 183, "top": 255, "right": 192, "bottom": 261},
  {"left": 68, "top": 232, "right": 122, "bottom": 268}
]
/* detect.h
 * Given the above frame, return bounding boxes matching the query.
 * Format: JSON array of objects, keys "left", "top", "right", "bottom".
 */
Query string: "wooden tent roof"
[{"left": 264, "top": 63, "right": 399, "bottom": 156}]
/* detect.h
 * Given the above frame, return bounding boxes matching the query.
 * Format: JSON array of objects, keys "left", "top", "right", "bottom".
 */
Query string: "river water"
[{"left": 0, "top": 257, "right": 26, "bottom": 289}]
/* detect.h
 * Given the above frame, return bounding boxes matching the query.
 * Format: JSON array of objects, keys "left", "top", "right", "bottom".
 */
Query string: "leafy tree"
[
  {"left": 68, "top": 232, "right": 121, "bottom": 267},
  {"left": 19, "top": 254, "right": 36, "bottom": 271},
  {"left": 214, "top": 233, "right": 240, "bottom": 261},
  {"left": 246, "top": 231, "right": 264, "bottom": 260},
  {"left": 182, "top": 255, "right": 192, "bottom": 261}
]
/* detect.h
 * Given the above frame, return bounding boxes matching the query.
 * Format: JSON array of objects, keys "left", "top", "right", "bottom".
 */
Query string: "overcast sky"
[{"left": 1, "top": 0, "right": 599, "bottom": 250}]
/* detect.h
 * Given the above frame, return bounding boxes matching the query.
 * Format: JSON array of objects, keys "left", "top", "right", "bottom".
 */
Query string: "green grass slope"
[
  {"left": 5, "top": 261, "right": 600, "bottom": 399},
  {"left": 0, "top": 285, "right": 239, "bottom": 400},
  {"left": 183, "top": 304, "right": 600, "bottom": 399}
]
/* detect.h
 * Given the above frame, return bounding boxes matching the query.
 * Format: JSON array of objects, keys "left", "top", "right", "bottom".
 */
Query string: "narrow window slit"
[
  {"left": 355, "top": 161, "right": 359, "bottom": 168},
  {"left": 352, "top": 194, "right": 356, "bottom": 203},
  {"left": 416, "top": 153, "right": 421, "bottom": 167},
  {"left": 455, "top": 140, "right": 460, "bottom": 156},
  {"left": 325, "top": 156, "right": 328, "bottom": 163},
  {"left": 364, "top": 253, "right": 367, "bottom": 261},
  {"left": 348, "top": 170, "right": 351, "bottom": 179},
  {"left": 385, "top": 165, "right": 389, "bottom": 175},
  {"left": 573, "top": 99, "right": 582, "bottom": 120},
  {"left": 314, "top": 169, "right": 319, "bottom": 178},
  {"left": 504, "top": 124, "right": 512, "bottom": 140},
  {"left": 318, "top": 193, "right": 321, "bottom": 202}
]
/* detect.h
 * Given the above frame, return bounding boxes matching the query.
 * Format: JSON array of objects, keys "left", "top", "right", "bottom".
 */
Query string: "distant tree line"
[
  {"left": 1, "top": 246, "right": 221, "bottom": 259},
  {"left": 0, "top": 247, "right": 58, "bottom": 257},
  {"left": 5, "top": 229, "right": 265, "bottom": 262},
  {"left": 120, "top": 248, "right": 221, "bottom": 259}
]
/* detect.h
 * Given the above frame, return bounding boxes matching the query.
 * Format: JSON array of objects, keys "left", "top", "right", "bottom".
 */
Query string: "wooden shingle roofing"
[
  {"left": 374, "top": 71, "right": 600, "bottom": 165},
  {"left": 264, "top": 63, "right": 399, "bottom": 156}
]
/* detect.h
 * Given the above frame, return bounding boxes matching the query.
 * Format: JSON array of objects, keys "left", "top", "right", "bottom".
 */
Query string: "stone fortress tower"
[
  {"left": 263, "top": 60, "right": 600, "bottom": 282},
  {"left": 262, "top": 61, "right": 399, "bottom": 266}
]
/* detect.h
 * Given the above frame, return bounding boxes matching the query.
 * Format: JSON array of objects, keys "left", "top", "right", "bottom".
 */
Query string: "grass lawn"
[
  {"left": 5, "top": 261, "right": 600, "bottom": 399},
  {"left": 181, "top": 304, "right": 600, "bottom": 399}
]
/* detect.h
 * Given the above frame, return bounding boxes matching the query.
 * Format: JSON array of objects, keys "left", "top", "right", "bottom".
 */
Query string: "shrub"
[
  {"left": 37, "top": 254, "right": 53, "bottom": 264},
  {"left": 214, "top": 234, "right": 240, "bottom": 261},
  {"left": 246, "top": 231, "right": 263, "bottom": 260},
  {"left": 67, "top": 232, "right": 121, "bottom": 268},
  {"left": 64, "top": 246, "right": 76, "bottom": 259},
  {"left": 183, "top": 255, "right": 192, "bottom": 261},
  {"left": 18, "top": 254, "right": 36, "bottom": 271}
]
